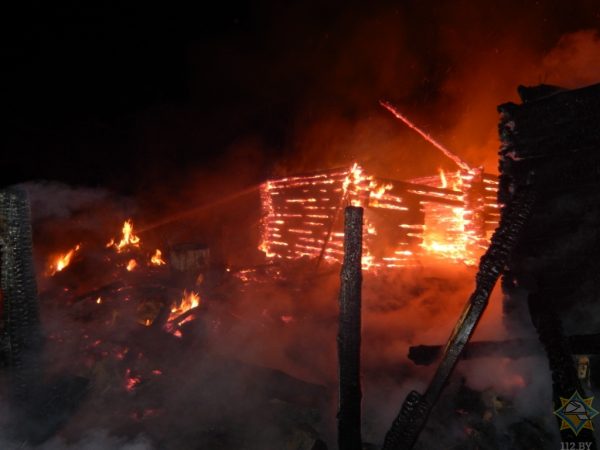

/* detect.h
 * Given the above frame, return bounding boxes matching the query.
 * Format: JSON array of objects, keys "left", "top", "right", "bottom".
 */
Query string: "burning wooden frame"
[{"left": 259, "top": 163, "right": 499, "bottom": 269}]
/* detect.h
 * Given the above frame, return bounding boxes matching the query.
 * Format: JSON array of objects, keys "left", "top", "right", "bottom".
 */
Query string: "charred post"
[
  {"left": 0, "top": 187, "right": 89, "bottom": 445},
  {"left": 337, "top": 206, "right": 363, "bottom": 450},
  {"left": 0, "top": 186, "right": 43, "bottom": 399}
]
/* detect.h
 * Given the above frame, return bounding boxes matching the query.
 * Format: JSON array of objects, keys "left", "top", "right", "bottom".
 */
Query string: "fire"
[
  {"left": 150, "top": 249, "right": 166, "bottom": 266},
  {"left": 124, "top": 368, "right": 142, "bottom": 392},
  {"left": 438, "top": 168, "right": 448, "bottom": 189},
  {"left": 46, "top": 244, "right": 81, "bottom": 276},
  {"left": 168, "top": 290, "right": 200, "bottom": 322},
  {"left": 259, "top": 163, "right": 499, "bottom": 270},
  {"left": 126, "top": 259, "right": 138, "bottom": 271},
  {"left": 109, "top": 219, "right": 141, "bottom": 252}
]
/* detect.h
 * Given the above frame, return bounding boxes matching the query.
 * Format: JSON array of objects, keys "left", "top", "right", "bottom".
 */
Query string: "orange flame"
[
  {"left": 150, "top": 249, "right": 166, "bottom": 266},
  {"left": 109, "top": 219, "right": 141, "bottom": 252},
  {"left": 438, "top": 168, "right": 448, "bottom": 189},
  {"left": 46, "top": 244, "right": 81, "bottom": 276},
  {"left": 168, "top": 290, "right": 200, "bottom": 322},
  {"left": 126, "top": 259, "right": 137, "bottom": 271}
]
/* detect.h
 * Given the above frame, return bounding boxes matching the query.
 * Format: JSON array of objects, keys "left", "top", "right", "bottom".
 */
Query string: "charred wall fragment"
[
  {"left": 0, "top": 187, "right": 43, "bottom": 394},
  {"left": 0, "top": 186, "right": 88, "bottom": 445},
  {"left": 499, "top": 83, "right": 600, "bottom": 447}
]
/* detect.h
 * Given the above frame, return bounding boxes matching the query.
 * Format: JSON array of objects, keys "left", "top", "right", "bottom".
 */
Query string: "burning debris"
[
  {"left": 45, "top": 243, "right": 81, "bottom": 277},
  {"left": 150, "top": 249, "right": 166, "bottom": 266}
]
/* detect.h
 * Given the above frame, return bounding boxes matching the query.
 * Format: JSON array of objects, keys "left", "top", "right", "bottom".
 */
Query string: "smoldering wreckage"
[{"left": 2, "top": 82, "right": 600, "bottom": 450}]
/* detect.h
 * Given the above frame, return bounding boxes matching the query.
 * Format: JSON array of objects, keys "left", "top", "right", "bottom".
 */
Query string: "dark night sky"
[{"left": 3, "top": 1, "right": 600, "bottom": 194}]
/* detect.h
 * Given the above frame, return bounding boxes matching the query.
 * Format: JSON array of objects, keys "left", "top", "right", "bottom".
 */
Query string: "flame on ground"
[
  {"left": 126, "top": 259, "right": 138, "bottom": 271},
  {"left": 46, "top": 244, "right": 81, "bottom": 276},
  {"left": 124, "top": 368, "right": 142, "bottom": 392},
  {"left": 168, "top": 290, "right": 200, "bottom": 322},
  {"left": 109, "top": 219, "right": 141, "bottom": 252},
  {"left": 150, "top": 249, "right": 166, "bottom": 266}
]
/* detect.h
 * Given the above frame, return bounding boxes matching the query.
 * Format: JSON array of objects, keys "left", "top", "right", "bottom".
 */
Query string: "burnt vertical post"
[
  {"left": 0, "top": 187, "right": 43, "bottom": 399},
  {"left": 338, "top": 206, "right": 363, "bottom": 450}
]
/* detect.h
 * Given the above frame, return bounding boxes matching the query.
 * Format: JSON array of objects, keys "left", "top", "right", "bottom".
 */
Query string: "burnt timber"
[
  {"left": 499, "top": 83, "right": 600, "bottom": 448},
  {"left": 337, "top": 206, "right": 363, "bottom": 450},
  {"left": 0, "top": 187, "right": 43, "bottom": 392}
]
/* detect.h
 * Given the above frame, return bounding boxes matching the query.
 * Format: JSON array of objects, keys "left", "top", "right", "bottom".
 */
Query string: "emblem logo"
[{"left": 554, "top": 391, "right": 599, "bottom": 436}]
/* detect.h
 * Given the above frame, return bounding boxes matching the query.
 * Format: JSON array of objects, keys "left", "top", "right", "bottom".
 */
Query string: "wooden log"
[{"left": 337, "top": 206, "right": 363, "bottom": 450}]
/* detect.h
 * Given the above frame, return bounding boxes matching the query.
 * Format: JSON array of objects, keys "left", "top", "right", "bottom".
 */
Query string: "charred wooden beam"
[
  {"left": 0, "top": 186, "right": 43, "bottom": 398},
  {"left": 337, "top": 206, "right": 363, "bottom": 450}
]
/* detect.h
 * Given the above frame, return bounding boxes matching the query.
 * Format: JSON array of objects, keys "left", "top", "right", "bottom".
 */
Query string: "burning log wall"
[
  {"left": 499, "top": 82, "right": 600, "bottom": 447},
  {"left": 259, "top": 164, "right": 499, "bottom": 268}
]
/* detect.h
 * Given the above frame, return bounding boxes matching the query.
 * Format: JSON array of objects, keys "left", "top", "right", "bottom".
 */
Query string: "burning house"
[{"left": 259, "top": 163, "right": 499, "bottom": 269}]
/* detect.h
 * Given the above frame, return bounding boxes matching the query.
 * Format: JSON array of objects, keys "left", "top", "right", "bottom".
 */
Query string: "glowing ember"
[
  {"left": 109, "top": 219, "right": 141, "bottom": 252},
  {"left": 379, "top": 100, "right": 471, "bottom": 171},
  {"left": 126, "top": 259, "right": 138, "bottom": 271},
  {"left": 124, "top": 368, "right": 141, "bottom": 392},
  {"left": 46, "top": 244, "right": 81, "bottom": 276},
  {"left": 150, "top": 249, "right": 166, "bottom": 266},
  {"left": 96, "top": 297, "right": 102, "bottom": 304},
  {"left": 280, "top": 315, "right": 293, "bottom": 324}
]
